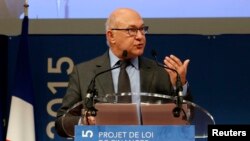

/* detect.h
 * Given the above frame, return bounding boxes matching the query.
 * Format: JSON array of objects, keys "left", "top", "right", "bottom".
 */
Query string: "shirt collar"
[{"left": 109, "top": 49, "right": 139, "bottom": 69}]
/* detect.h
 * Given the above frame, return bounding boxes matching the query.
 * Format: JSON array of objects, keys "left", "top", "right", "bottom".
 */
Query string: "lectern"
[{"left": 61, "top": 93, "right": 215, "bottom": 140}]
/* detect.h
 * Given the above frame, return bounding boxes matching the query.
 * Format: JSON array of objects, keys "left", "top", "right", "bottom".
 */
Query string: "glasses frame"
[{"left": 111, "top": 26, "right": 149, "bottom": 36}]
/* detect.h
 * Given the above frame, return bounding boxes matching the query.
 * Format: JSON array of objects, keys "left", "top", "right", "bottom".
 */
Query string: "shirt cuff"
[{"left": 182, "top": 81, "right": 189, "bottom": 96}]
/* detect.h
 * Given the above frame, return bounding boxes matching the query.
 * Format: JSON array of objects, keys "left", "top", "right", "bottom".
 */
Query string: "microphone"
[
  {"left": 151, "top": 49, "right": 184, "bottom": 118},
  {"left": 84, "top": 50, "right": 128, "bottom": 116}
]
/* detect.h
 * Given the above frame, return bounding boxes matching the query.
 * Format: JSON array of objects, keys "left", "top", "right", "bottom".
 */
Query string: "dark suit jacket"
[{"left": 55, "top": 51, "right": 191, "bottom": 137}]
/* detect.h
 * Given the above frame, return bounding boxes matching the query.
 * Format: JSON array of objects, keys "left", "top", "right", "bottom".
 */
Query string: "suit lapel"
[{"left": 94, "top": 52, "right": 115, "bottom": 96}]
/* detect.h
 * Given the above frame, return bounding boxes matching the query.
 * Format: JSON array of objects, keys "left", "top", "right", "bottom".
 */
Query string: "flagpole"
[
  {"left": 24, "top": 0, "right": 29, "bottom": 17},
  {"left": 6, "top": 1, "right": 36, "bottom": 141}
]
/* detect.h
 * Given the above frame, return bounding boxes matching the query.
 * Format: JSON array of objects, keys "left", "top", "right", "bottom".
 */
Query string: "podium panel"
[
  {"left": 94, "top": 103, "right": 189, "bottom": 125},
  {"left": 74, "top": 125, "right": 195, "bottom": 141},
  {"left": 95, "top": 103, "right": 139, "bottom": 125}
]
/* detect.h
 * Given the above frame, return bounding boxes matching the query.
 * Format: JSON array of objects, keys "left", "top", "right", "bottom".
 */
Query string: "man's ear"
[{"left": 106, "top": 30, "right": 115, "bottom": 44}]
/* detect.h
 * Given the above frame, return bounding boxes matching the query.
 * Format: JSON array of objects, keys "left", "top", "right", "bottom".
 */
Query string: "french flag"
[{"left": 6, "top": 8, "right": 36, "bottom": 141}]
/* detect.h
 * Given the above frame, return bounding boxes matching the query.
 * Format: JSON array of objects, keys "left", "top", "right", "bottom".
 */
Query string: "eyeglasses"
[{"left": 111, "top": 26, "right": 149, "bottom": 36}]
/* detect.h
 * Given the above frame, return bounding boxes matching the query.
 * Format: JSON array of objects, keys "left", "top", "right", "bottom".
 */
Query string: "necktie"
[{"left": 118, "top": 60, "right": 131, "bottom": 93}]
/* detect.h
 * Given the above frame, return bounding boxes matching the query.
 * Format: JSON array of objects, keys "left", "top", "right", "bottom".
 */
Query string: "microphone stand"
[
  {"left": 151, "top": 50, "right": 185, "bottom": 118},
  {"left": 84, "top": 64, "right": 122, "bottom": 118},
  {"left": 84, "top": 78, "right": 98, "bottom": 117},
  {"left": 173, "top": 78, "right": 184, "bottom": 118}
]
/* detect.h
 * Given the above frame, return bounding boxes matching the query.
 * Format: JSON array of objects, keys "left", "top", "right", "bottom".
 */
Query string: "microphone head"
[{"left": 122, "top": 50, "right": 128, "bottom": 58}]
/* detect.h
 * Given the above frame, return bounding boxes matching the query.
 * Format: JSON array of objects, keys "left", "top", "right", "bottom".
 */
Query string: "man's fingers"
[
  {"left": 169, "top": 54, "right": 182, "bottom": 66},
  {"left": 183, "top": 59, "right": 190, "bottom": 69}
]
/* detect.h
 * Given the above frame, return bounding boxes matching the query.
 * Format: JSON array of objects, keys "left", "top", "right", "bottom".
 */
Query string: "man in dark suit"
[{"left": 55, "top": 8, "right": 191, "bottom": 137}]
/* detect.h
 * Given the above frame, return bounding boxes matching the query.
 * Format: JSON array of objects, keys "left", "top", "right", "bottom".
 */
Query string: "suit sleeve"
[{"left": 55, "top": 66, "right": 83, "bottom": 137}]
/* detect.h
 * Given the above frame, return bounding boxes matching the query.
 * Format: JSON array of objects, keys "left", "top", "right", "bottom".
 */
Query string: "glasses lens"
[
  {"left": 128, "top": 26, "right": 149, "bottom": 36},
  {"left": 128, "top": 29, "right": 137, "bottom": 36}
]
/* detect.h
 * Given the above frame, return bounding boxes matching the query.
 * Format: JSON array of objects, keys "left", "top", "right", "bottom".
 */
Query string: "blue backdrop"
[{"left": 5, "top": 34, "right": 250, "bottom": 141}]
